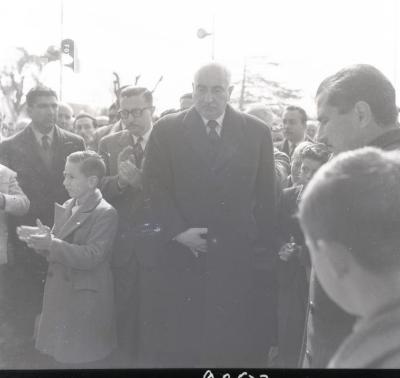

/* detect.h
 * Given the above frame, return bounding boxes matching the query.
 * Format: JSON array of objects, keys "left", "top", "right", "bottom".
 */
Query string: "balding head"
[
  {"left": 193, "top": 62, "right": 232, "bottom": 87},
  {"left": 57, "top": 102, "right": 74, "bottom": 131},
  {"left": 192, "top": 62, "right": 234, "bottom": 120}
]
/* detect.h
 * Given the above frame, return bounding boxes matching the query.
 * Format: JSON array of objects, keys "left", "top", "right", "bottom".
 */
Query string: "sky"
[{"left": 0, "top": 0, "right": 399, "bottom": 117}]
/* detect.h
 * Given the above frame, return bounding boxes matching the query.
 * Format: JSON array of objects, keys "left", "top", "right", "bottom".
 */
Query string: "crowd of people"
[{"left": 0, "top": 61, "right": 399, "bottom": 369}]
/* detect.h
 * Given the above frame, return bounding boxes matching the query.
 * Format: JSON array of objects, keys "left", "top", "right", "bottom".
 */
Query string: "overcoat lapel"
[
  {"left": 213, "top": 105, "right": 244, "bottom": 172},
  {"left": 181, "top": 105, "right": 243, "bottom": 171},
  {"left": 52, "top": 189, "right": 103, "bottom": 240},
  {"left": 182, "top": 108, "right": 214, "bottom": 166}
]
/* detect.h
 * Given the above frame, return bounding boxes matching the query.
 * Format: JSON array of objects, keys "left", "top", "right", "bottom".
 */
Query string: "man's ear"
[
  {"left": 150, "top": 106, "right": 156, "bottom": 116},
  {"left": 354, "top": 101, "right": 372, "bottom": 129},
  {"left": 88, "top": 175, "right": 99, "bottom": 189},
  {"left": 317, "top": 239, "right": 351, "bottom": 278}
]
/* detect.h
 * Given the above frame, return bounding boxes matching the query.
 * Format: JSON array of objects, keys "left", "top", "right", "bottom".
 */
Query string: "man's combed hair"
[
  {"left": 67, "top": 151, "right": 106, "bottom": 182},
  {"left": 26, "top": 86, "right": 58, "bottom": 107},
  {"left": 299, "top": 147, "right": 400, "bottom": 273},
  {"left": 316, "top": 64, "right": 398, "bottom": 127},
  {"left": 119, "top": 86, "right": 153, "bottom": 106},
  {"left": 284, "top": 105, "right": 307, "bottom": 124}
]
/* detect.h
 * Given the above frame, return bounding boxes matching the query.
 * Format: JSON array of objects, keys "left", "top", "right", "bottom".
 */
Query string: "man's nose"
[{"left": 204, "top": 91, "right": 214, "bottom": 102}]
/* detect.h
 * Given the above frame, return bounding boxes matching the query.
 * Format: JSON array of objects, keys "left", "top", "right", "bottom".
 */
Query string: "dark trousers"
[
  {"left": 112, "top": 256, "right": 140, "bottom": 366},
  {"left": 0, "top": 257, "right": 47, "bottom": 368}
]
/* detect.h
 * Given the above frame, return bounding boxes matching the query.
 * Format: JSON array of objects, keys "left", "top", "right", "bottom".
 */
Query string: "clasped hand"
[
  {"left": 278, "top": 241, "right": 300, "bottom": 262},
  {"left": 117, "top": 146, "right": 142, "bottom": 188},
  {"left": 17, "top": 218, "right": 52, "bottom": 252},
  {"left": 175, "top": 228, "right": 208, "bottom": 257}
]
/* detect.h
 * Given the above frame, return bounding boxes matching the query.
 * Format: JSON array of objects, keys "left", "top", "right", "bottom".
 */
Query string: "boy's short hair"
[
  {"left": 67, "top": 151, "right": 106, "bottom": 183},
  {"left": 300, "top": 143, "right": 332, "bottom": 165},
  {"left": 299, "top": 147, "right": 400, "bottom": 273}
]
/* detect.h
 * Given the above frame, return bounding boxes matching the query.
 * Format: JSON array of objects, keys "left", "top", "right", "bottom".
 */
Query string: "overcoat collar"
[
  {"left": 52, "top": 189, "right": 102, "bottom": 240},
  {"left": 182, "top": 104, "right": 244, "bottom": 171}
]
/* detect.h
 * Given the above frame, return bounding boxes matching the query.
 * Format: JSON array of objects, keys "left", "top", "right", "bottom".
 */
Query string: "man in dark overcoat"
[{"left": 142, "top": 62, "right": 278, "bottom": 367}]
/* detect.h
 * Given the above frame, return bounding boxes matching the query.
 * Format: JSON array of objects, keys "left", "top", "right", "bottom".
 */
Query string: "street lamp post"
[{"left": 197, "top": 16, "right": 215, "bottom": 60}]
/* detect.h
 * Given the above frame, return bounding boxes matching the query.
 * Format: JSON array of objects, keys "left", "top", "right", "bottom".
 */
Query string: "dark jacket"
[
  {"left": 329, "top": 299, "right": 400, "bottom": 368},
  {"left": 0, "top": 124, "right": 85, "bottom": 265},
  {"left": 301, "top": 127, "right": 400, "bottom": 368},
  {"left": 142, "top": 105, "right": 278, "bottom": 367},
  {"left": 277, "top": 185, "right": 309, "bottom": 367}
]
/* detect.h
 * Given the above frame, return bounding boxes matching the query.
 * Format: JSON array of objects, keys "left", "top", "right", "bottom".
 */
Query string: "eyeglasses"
[{"left": 118, "top": 107, "right": 152, "bottom": 119}]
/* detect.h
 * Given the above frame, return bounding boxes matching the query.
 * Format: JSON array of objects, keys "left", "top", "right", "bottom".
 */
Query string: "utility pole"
[
  {"left": 59, "top": 0, "right": 64, "bottom": 101},
  {"left": 239, "top": 58, "right": 247, "bottom": 111}
]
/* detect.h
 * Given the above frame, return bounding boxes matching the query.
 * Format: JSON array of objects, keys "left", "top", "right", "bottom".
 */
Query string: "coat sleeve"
[
  {"left": 4, "top": 171, "right": 30, "bottom": 216},
  {"left": 47, "top": 207, "right": 118, "bottom": 270},
  {"left": 142, "top": 122, "right": 187, "bottom": 243}
]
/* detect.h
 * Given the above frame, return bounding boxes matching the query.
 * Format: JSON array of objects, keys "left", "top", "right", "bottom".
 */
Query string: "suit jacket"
[
  {"left": 0, "top": 125, "right": 85, "bottom": 266},
  {"left": 0, "top": 164, "right": 30, "bottom": 264},
  {"left": 301, "top": 127, "right": 400, "bottom": 368},
  {"left": 98, "top": 129, "right": 148, "bottom": 267},
  {"left": 329, "top": 299, "right": 400, "bottom": 368},
  {"left": 142, "top": 105, "right": 277, "bottom": 366},
  {"left": 35, "top": 189, "right": 118, "bottom": 364},
  {"left": 93, "top": 121, "right": 123, "bottom": 152}
]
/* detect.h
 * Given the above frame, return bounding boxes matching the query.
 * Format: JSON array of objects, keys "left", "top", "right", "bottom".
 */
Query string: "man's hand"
[
  {"left": 175, "top": 228, "right": 208, "bottom": 255},
  {"left": 117, "top": 146, "right": 142, "bottom": 188},
  {"left": 118, "top": 145, "right": 136, "bottom": 165},
  {"left": 278, "top": 242, "right": 300, "bottom": 262},
  {"left": 118, "top": 160, "right": 142, "bottom": 188}
]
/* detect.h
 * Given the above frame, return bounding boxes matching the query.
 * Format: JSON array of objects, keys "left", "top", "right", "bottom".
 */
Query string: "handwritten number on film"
[{"left": 203, "top": 370, "right": 269, "bottom": 378}]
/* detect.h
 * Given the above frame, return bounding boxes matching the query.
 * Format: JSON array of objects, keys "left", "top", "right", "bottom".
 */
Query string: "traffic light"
[{"left": 61, "top": 38, "right": 75, "bottom": 71}]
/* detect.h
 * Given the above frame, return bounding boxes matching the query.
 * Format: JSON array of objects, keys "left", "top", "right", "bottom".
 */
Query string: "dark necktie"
[
  {"left": 207, "top": 120, "right": 220, "bottom": 143},
  {"left": 133, "top": 136, "right": 144, "bottom": 168},
  {"left": 41, "top": 135, "right": 52, "bottom": 170},
  {"left": 42, "top": 135, "right": 50, "bottom": 151}
]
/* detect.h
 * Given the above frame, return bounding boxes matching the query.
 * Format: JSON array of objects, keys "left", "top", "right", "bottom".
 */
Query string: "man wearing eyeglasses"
[{"left": 98, "top": 86, "right": 154, "bottom": 366}]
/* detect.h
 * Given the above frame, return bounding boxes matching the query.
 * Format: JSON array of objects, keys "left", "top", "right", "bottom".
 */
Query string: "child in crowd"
[{"left": 18, "top": 151, "right": 118, "bottom": 366}]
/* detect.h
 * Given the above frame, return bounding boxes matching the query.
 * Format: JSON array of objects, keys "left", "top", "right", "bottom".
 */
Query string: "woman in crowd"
[{"left": 277, "top": 143, "right": 331, "bottom": 367}]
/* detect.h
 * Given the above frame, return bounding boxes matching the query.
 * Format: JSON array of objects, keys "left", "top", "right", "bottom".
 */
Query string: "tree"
[
  {"left": 0, "top": 46, "right": 61, "bottom": 124},
  {"left": 231, "top": 56, "right": 303, "bottom": 117}
]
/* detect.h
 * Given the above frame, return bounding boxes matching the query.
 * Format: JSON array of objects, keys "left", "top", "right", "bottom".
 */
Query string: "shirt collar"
[
  {"left": 31, "top": 124, "right": 55, "bottom": 146},
  {"left": 131, "top": 126, "right": 152, "bottom": 147},
  {"left": 201, "top": 111, "right": 225, "bottom": 136}
]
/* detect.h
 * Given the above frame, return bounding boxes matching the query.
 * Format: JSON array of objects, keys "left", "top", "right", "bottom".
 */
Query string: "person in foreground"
[
  {"left": 298, "top": 147, "right": 400, "bottom": 368},
  {"left": 17, "top": 151, "right": 118, "bottom": 366}
]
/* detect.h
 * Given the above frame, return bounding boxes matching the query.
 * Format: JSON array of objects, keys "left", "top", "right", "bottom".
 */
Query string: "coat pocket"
[{"left": 71, "top": 271, "right": 99, "bottom": 292}]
